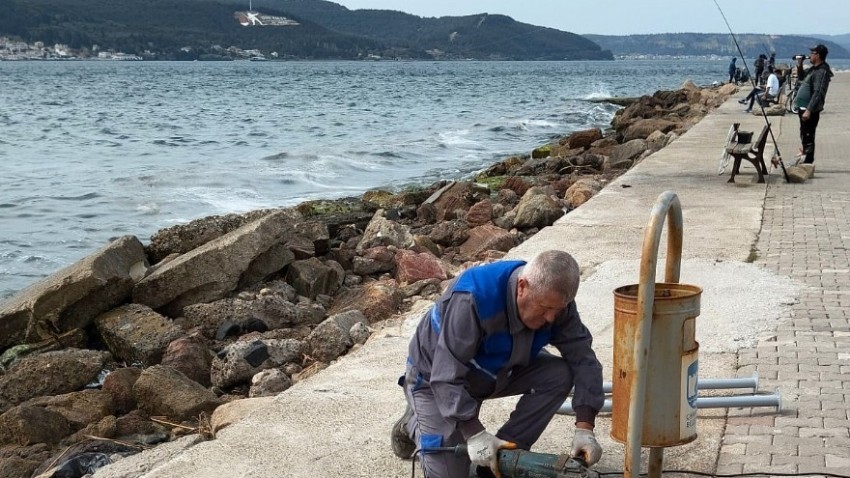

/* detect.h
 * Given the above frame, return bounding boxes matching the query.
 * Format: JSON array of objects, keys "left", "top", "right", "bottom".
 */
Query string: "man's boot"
[{"left": 391, "top": 404, "right": 415, "bottom": 459}]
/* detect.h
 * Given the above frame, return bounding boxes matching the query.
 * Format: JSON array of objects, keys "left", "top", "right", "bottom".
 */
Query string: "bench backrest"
[{"left": 753, "top": 124, "right": 770, "bottom": 154}]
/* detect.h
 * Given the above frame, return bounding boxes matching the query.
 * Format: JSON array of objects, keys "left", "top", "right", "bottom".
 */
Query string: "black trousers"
[{"left": 798, "top": 109, "right": 821, "bottom": 164}]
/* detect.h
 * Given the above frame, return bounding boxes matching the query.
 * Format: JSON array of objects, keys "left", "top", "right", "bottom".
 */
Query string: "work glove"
[
  {"left": 467, "top": 430, "right": 516, "bottom": 477},
  {"left": 570, "top": 428, "right": 602, "bottom": 466}
]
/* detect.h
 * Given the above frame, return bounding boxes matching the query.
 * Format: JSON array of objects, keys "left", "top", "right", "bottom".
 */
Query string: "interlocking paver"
[{"left": 716, "top": 73, "right": 850, "bottom": 474}]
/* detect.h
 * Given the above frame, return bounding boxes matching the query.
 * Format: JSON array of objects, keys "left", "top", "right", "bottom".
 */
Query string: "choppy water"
[{"left": 2, "top": 58, "right": 833, "bottom": 299}]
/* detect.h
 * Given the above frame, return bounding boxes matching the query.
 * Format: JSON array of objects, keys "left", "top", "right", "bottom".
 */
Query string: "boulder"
[
  {"left": 356, "top": 212, "right": 414, "bottom": 251},
  {"left": 419, "top": 182, "right": 476, "bottom": 223},
  {"left": 160, "top": 331, "right": 214, "bottom": 387},
  {"left": 352, "top": 246, "right": 396, "bottom": 275},
  {"left": 249, "top": 369, "right": 292, "bottom": 398},
  {"left": 102, "top": 367, "right": 142, "bottom": 415},
  {"left": 146, "top": 209, "right": 286, "bottom": 263},
  {"left": 0, "top": 235, "right": 146, "bottom": 348},
  {"left": 609, "top": 139, "right": 649, "bottom": 163},
  {"left": 307, "top": 310, "right": 368, "bottom": 363},
  {"left": 465, "top": 199, "right": 493, "bottom": 227},
  {"left": 565, "top": 178, "right": 604, "bottom": 209},
  {"left": 210, "top": 339, "right": 304, "bottom": 389},
  {"left": 133, "top": 210, "right": 299, "bottom": 317},
  {"left": 428, "top": 220, "right": 470, "bottom": 248},
  {"left": 94, "top": 304, "right": 183, "bottom": 366},
  {"left": 0, "top": 405, "right": 71, "bottom": 445},
  {"left": 622, "top": 118, "right": 678, "bottom": 142},
  {"left": 0, "top": 444, "right": 52, "bottom": 478},
  {"left": 0, "top": 349, "right": 112, "bottom": 405},
  {"left": 458, "top": 224, "right": 516, "bottom": 258},
  {"left": 512, "top": 190, "right": 565, "bottom": 229},
  {"left": 328, "top": 279, "right": 403, "bottom": 324},
  {"left": 25, "top": 389, "right": 115, "bottom": 430},
  {"left": 394, "top": 250, "right": 448, "bottom": 285},
  {"left": 133, "top": 365, "right": 220, "bottom": 422},
  {"left": 0, "top": 328, "right": 87, "bottom": 371},
  {"left": 285, "top": 257, "right": 344, "bottom": 299},
  {"left": 563, "top": 128, "right": 603, "bottom": 150}
]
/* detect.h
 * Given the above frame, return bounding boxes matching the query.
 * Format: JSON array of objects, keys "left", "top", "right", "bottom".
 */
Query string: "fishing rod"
[{"left": 713, "top": 0, "right": 790, "bottom": 182}]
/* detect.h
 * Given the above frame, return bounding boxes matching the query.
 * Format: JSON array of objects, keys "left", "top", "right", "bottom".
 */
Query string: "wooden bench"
[{"left": 725, "top": 124, "right": 770, "bottom": 183}]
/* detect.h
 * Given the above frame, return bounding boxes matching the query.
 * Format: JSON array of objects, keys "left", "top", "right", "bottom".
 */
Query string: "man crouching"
[{"left": 391, "top": 250, "right": 604, "bottom": 478}]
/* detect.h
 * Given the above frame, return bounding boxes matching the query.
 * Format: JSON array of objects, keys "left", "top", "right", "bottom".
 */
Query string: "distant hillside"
[
  {"left": 0, "top": 0, "right": 613, "bottom": 60},
  {"left": 809, "top": 33, "right": 850, "bottom": 53},
  {"left": 585, "top": 33, "right": 850, "bottom": 59},
  {"left": 254, "top": 0, "right": 611, "bottom": 60}
]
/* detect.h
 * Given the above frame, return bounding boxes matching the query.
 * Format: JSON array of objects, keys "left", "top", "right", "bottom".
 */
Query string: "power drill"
[{"left": 430, "top": 444, "right": 600, "bottom": 478}]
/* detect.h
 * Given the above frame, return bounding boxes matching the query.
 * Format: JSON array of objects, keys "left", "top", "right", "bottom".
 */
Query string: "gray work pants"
[{"left": 402, "top": 353, "right": 574, "bottom": 478}]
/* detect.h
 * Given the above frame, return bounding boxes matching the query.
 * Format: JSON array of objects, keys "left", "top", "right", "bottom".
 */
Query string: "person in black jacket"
[{"left": 795, "top": 44, "right": 833, "bottom": 164}]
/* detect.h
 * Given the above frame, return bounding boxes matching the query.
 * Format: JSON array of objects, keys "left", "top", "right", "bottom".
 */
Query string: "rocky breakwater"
[{"left": 0, "top": 80, "right": 736, "bottom": 478}]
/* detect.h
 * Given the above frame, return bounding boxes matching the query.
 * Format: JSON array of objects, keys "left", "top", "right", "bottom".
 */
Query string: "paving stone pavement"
[{"left": 717, "top": 72, "right": 850, "bottom": 475}]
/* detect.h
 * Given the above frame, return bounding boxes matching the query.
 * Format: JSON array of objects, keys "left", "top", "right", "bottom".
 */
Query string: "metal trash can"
[{"left": 611, "top": 282, "right": 701, "bottom": 447}]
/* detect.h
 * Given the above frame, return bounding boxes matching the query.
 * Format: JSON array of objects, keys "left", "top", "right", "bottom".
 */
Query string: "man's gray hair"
[{"left": 520, "top": 250, "right": 580, "bottom": 300}]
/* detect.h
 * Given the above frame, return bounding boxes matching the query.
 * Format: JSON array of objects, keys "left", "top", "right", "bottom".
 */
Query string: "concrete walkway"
[{"left": 94, "top": 73, "right": 849, "bottom": 478}]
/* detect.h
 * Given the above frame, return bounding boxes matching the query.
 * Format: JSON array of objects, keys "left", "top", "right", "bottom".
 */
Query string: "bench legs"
[{"left": 728, "top": 156, "right": 767, "bottom": 183}]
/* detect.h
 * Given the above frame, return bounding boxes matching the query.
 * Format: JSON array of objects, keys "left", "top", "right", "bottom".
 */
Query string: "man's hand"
[
  {"left": 802, "top": 110, "right": 811, "bottom": 121},
  {"left": 570, "top": 428, "right": 602, "bottom": 466},
  {"left": 467, "top": 430, "right": 516, "bottom": 477}
]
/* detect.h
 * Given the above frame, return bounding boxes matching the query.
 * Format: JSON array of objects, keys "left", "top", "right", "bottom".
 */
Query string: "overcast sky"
[{"left": 331, "top": 1, "right": 849, "bottom": 36}]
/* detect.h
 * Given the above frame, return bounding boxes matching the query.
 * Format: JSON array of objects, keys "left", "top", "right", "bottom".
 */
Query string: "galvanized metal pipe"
[
  {"left": 557, "top": 390, "right": 782, "bottom": 415},
  {"left": 600, "top": 374, "right": 759, "bottom": 394}
]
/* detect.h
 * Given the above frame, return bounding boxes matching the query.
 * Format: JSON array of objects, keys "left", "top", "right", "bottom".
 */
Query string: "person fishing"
[{"left": 794, "top": 44, "right": 833, "bottom": 164}]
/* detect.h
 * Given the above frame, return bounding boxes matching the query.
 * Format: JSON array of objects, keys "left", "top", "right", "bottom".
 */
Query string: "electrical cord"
[
  {"left": 597, "top": 471, "right": 850, "bottom": 478},
  {"left": 409, "top": 447, "right": 850, "bottom": 478}
]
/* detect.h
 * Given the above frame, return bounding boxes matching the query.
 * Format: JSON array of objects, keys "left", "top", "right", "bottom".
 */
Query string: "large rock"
[
  {"left": 306, "top": 310, "right": 368, "bottom": 363},
  {"left": 0, "top": 236, "right": 146, "bottom": 349},
  {"left": 249, "top": 368, "right": 293, "bottom": 398},
  {"left": 0, "top": 349, "right": 112, "bottom": 405},
  {"left": 133, "top": 210, "right": 299, "bottom": 316},
  {"left": 512, "top": 189, "right": 565, "bottom": 229},
  {"left": 0, "top": 405, "right": 71, "bottom": 446},
  {"left": 133, "top": 365, "right": 220, "bottom": 422},
  {"left": 565, "top": 178, "right": 604, "bottom": 209},
  {"left": 609, "top": 139, "right": 648, "bottom": 163},
  {"left": 622, "top": 118, "right": 679, "bottom": 142},
  {"left": 0, "top": 444, "right": 52, "bottom": 478},
  {"left": 25, "top": 389, "right": 115, "bottom": 430},
  {"left": 161, "top": 331, "right": 214, "bottom": 387},
  {"left": 102, "top": 367, "right": 142, "bottom": 415},
  {"left": 562, "top": 128, "right": 603, "bottom": 150},
  {"left": 356, "top": 212, "right": 414, "bottom": 251},
  {"left": 145, "top": 210, "right": 286, "bottom": 264},
  {"left": 328, "top": 279, "right": 403, "bottom": 324},
  {"left": 94, "top": 304, "right": 183, "bottom": 366},
  {"left": 394, "top": 250, "right": 448, "bottom": 285},
  {"left": 285, "top": 258, "right": 344, "bottom": 299},
  {"left": 210, "top": 339, "right": 304, "bottom": 389},
  {"left": 458, "top": 224, "right": 516, "bottom": 258}
]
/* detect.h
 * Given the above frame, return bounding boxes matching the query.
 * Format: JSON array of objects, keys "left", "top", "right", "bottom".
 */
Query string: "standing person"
[
  {"left": 768, "top": 52, "right": 776, "bottom": 69},
  {"left": 728, "top": 57, "right": 737, "bottom": 84},
  {"left": 795, "top": 44, "right": 833, "bottom": 164},
  {"left": 391, "top": 250, "right": 604, "bottom": 478},
  {"left": 754, "top": 54, "right": 766, "bottom": 86},
  {"left": 739, "top": 65, "right": 780, "bottom": 113}
]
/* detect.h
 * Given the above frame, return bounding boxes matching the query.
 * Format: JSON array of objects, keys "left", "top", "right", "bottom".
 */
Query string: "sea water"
[{"left": 2, "top": 59, "right": 838, "bottom": 299}]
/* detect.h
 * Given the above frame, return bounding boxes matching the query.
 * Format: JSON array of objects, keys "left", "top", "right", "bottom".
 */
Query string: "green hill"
[
  {"left": 0, "top": 0, "right": 613, "bottom": 60},
  {"left": 584, "top": 33, "right": 850, "bottom": 59}
]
